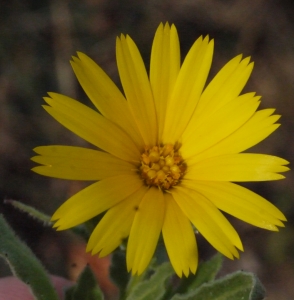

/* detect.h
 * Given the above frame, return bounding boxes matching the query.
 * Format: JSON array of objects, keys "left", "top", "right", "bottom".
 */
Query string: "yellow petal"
[
  {"left": 52, "top": 174, "right": 143, "bottom": 229},
  {"left": 86, "top": 186, "right": 147, "bottom": 256},
  {"left": 31, "top": 146, "right": 134, "bottom": 180},
  {"left": 182, "top": 93, "right": 260, "bottom": 158},
  {"left": 182, "top": 180, "right": 286, "bottom": 230},
  {"left": 186, "top": 154, "right": 289, "bottom": 181},
  {"left": 163, "top": 36, "right": 214, "bottom": 143},
  {"left": 116, "top": 34, "right": 157, "bottom": 146},
  {"left": 71, "top": 53, "right": 144, "bottom": 148},
  {"left": 150, "top": 23, "right": 180, "bottom": 140},
  {"left": 186, "top": 109, "right": 281, "bottom": 163},
  {"left": 194, "top": 55, "right": 254, "bottom": 120},
  {"left": 162, "top": 193, "right": 198, "bottom": 277},
  {"left": 43, "top": 93, "right": 140, "bottom": 162},
  {"left": 172, "top": 187, "right": 241, "bottom": 259},
  {"left": 127, "top": 187, "right": 165, "bottom": 275}
]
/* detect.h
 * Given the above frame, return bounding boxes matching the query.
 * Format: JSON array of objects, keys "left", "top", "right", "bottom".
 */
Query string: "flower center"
[{"left": 139, "top": 143, "right": 186, "bottom": 191}]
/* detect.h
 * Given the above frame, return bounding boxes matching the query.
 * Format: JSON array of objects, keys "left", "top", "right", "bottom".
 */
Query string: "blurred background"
[{"left": 0, "top": 0, "right": 293, "bottom": 299}]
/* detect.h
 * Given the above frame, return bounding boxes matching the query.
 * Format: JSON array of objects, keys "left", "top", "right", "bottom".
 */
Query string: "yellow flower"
[{"left": 32, "top": 23, "right": 289, "bottom": 277}]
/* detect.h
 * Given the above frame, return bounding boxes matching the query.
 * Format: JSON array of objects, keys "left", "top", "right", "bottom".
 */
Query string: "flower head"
[{"left": 32, "top": 23, "right": 289, "bottom": 277}]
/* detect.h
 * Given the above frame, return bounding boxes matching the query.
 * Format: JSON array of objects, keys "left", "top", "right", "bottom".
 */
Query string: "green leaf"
[
  {"left": 109, "top": 250, "right": 130, "bottom": 297},
  {"left": 177, "top": 253, "right": 223, "bottom": 294},
  {"left": 0, "top": 214, "right": 59, "bottom": 300},
  {"left": 4, "top": 199, "right": 52, "bottom": 226},
  {"left": 190, "top": 253, "right": 223, "bottom": 289},
  {"left": 126, "top": 262, "right": 174, "bottom": 300},
  {"left": 171, "top": 271, "right": 265, "bottom": 300},
  {"left": 66, "top": 265, "right": 104, "bottom": 300}
]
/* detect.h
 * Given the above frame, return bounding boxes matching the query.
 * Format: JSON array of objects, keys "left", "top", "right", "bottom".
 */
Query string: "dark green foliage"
[
  {"left": 171, "top": 271, "right": 265, "bottom": 300},
  {"left": 65, "top": 265, "right": 104, "bottom": 300},
  {"left": 110, "top": 250, "right": 130, "bottom": 298},
  {"left": 176, "top": 253, "right": 223, "bottom": 294},
  {"left": 0, "top": 214, "right": 59, "bottom": 300}
]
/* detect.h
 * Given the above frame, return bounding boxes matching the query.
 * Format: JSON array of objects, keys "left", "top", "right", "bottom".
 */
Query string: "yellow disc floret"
[{"left": 139, "top": 144, "right": 186, "bottom": 190}]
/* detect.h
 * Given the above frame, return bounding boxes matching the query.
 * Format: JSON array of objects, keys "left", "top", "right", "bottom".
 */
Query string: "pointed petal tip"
[
  {"left": 51, "top": 214, "right": 59, "bottom": 222},
  {"left": 203, "top": 35, "right": 210, "bottom": 42},
  {"left": 127, "top": 265, "right": 132, "bottom": 273},
  {"left": 234, "top": 250, "right": 240, "bottom": 259},
  {"left": 242, "top": 56, "right": 251, "bottom": 64},
  {"left": 30, "top": 166, "right": 47, "bottom": 174},
  {"left": 264, "top": 223, "right": 279, "bottom": 231},
  {"left": 51, "top": 218, "right": 60, "bottom": 225},
  {"left": 238, "top": 244, "right": 244, "bottom": 252},
  {"left": 235, "top": 53, "right": 243, "bottom": 61},
  {"left": 75, "top": 52, "right": 88, "bottom": 62},
  {"left": 98, "top": 248, "right": 112, "bottom": 258},
  {"left": 41, "top": 105, "right": 50, "bottom": 112},
  {"left": 225, "top": 248, "right": 240, "bottom": 261},
  {"left": 275, "top": 220, "right": 287, "bottom": 230},
  {"left": 190, "top": 266, "right": 197, "bottom": 276},
  {"left": 157, "top": 22, "right": 164, "bottom": 29},
  {"left": 76, "top": 51, "right": 83, "bottom": 57},
  {"left": 280, "top": 214, "right": 287, "bottom": 222},
  {"left": 279, "top": 221, "right": 286, "bottom": 228},
  {"left": 91, "top": 248, "right": 101, "bottom": 256},
  {"left": 222, "top": 249, "right": 236, "bottom": 260},
  {"left": 52, "top": 222, "right": 58, "bottom": 228},
  {"left": 181, "top": 266, "right": 198, "bottom": 278},
  {"left": 70, "top": 56, "right": 79, "bottom": 64},
  {"left": 46, "top": 91, "right": 57, "bottom": 98},
  {"left": 51, "top": 212, "right": 65, "bottom": 226},
  {"left": 129, "top": 267, "right": 139, "bottom": 276},
  {"left": 275, "top": 174, "right": 286, "bottom": 180},
  {"left": 183, "top": 265, "right": 197, "bottom": 278},
  {"left": 31, "top": 147, "right": 39, "bottom": 153},
  {"left": 54, "top": 223, "right": 71, "bottom": 231},
  {"left": 42, "top": 96, "right": 50, "bottom": 103},
  {"left": 282, "top": 158, "right": 290, "bottom": 165},
  {"left": 51, "top": 220, "right": 62, "bottom": 230},
  {"left": 85, "top": 244, "right": 93, "bottom": 253},
  {"left": 248, "top": 61, "right": 254, "bottom": 71}
]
